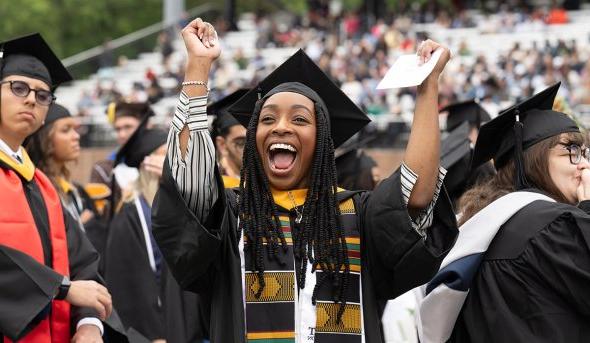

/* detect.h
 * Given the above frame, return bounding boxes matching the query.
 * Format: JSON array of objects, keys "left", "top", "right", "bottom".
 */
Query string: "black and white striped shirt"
[{"left": 167, "top": 91, "right": 446, "bottom": 236}]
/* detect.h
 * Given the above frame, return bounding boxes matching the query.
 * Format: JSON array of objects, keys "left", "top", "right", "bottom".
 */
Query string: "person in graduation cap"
[
  {"left": 103, "top": 115, "right": 167, "bottom": 342},
  {"left": 335, "top": 137, "right": 379, "bottom": 191},
  {"left": 208, "top": 88, "right": 248, "bottom": 188},
  {"left": 419, "top": 82, "right": 590, "bottom": 343},
  {"left": 440, "top": 100, "right": 496, "bottom": 208},
  {"left": 152, "top": 18, "right": 457, "bottom": 343},
  {"left": 90, "top": 101, "right": 155, "bottom": 219},
  {"left": 24, "top": 103, "right": 108, "bottom": 249},
  {"left": 104, "top": 117, "right": 210, "bottom": 343},
  {"left": 0, "top": 33, "right": 123, "bottom": 343}
]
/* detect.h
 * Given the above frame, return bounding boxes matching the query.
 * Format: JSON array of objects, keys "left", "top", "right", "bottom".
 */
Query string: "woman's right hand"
[
  {"left": 181, "top": 17, "right": 221, "bottom": 62},
  {"left": 65, "top": 280, "right": 113, "bottom": 321}
]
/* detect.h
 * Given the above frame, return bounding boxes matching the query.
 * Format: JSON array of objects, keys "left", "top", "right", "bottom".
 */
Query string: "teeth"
[{"left": 270, "top": 143, "right": 296, "bottom": 152}]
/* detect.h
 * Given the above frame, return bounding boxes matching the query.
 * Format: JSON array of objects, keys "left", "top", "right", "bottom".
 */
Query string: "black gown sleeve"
[
  {"left": 64, "top": 210, "right": 131, "bottom": 341},
  {"left": 0, "top": 245, "right": 62, "bottom": 340},
  {"left": 361, "top": 167, "right": 457, "bottom": 299},
  {"left": 529, "top": 212, "right": 590, "bottom": 316},
  {"left": 64, "top": 209, "right": 103, "bottom": 323},
  {"left": 152, "top": 157, "right": 228, "bottom": 293}
]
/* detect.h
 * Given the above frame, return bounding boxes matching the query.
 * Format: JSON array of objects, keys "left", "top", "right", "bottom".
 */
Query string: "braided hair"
[{"left": 238, "top": 89, "right": 351, "bottom": 321}]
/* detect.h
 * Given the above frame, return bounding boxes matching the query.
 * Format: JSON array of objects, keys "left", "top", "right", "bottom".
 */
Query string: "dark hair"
[
  {"left": 238, "top": 100, "right": 350, "bottom": 320},
  {"left": 24, "top": 122, "right": 70, "bottom": 196},
  {"left": 459, "top": 131, "right": 585, "bottom": 225}
]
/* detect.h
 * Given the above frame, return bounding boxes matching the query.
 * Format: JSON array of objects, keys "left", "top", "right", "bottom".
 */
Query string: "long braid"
[{"left": 238, "top": 99, "right": 350, "bottom": 322}]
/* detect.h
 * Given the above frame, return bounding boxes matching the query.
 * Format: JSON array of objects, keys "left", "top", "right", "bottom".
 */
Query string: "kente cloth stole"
[{"left": 244, "top": 197, "right": 363, "bottom": 343}]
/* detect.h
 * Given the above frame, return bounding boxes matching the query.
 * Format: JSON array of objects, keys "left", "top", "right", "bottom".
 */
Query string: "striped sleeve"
[
  {"left": 166, "top": 91, "right": 218, "bottom": 221},
  {"left": 400, "top": 162, "right": 447, "bottom": 237}
]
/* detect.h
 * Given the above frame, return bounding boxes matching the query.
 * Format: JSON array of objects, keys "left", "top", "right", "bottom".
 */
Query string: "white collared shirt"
[{"left": 0, "top": 137, "right": 24, "bottom": 164}]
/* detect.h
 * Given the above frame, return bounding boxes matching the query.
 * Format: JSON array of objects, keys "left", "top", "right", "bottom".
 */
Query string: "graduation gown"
[
  {"left": 161, "top": 263, "right": 210, "bottom": 343},
  {"left": 0, "top": 153, "right": 128, "bottom": 342},
  {"left": 451, "top": 194, "right": 590, "bottom": 342},
  {"left": 152, "top": 158, "right": 458, "bottom": 342},
  {"left": 104, "top": 198, "right": 164, "bottom": 340}
]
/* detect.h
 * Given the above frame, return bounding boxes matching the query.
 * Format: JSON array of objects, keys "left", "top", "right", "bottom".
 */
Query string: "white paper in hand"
[{"left": 376, "top": 48, "right": 444, "bottom": 89}]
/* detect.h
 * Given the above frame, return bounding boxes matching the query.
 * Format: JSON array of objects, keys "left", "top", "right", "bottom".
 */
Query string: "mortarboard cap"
[
  {"left": 441, "top": 99, "right": 491, "bottom": 132},
  {"left": 226, "top": 49, "right": 370, "bottom": 148},
  {"left": 106, "top": 101, "right": 154, "bottom": 124},
  {"left": 472, "top": 82, "right": 579, "bottom": 189},
  {"left": 0, "top": 33, "right": 72, "bottom": 87},
  {"left": 440, "top": 121, "right": 473, "bottom": 200},
  {"left": 335, "top": 136, "right": 377, "bottom": 189},
  {"left": 44, "top": 103, "right": 72, "bottom": 127},
  {"left": 208, "top": 88, "right": 248, "bottom": 134},
  {"left": 114, "top": 116, "right": 167, "bottom": 168},
  {"left": 440, "top": 121, "right": 471, "bottom": 169}
]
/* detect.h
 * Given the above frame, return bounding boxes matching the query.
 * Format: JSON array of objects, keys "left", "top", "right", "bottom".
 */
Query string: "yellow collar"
[
  {"left": 271, "top": 188, "right": 308, "bottom": 210},
  {"left": 57, "top": 177, "right": 74, "bottom": 194},
  {"left": 0, "top": 148, "right": 35, "bottom": 181},
  {"left": 270, "top": 187, "right": 346, "bottom": 210},
  {"left": 222, "top": 175, "right": 240, "bottom": 189}
]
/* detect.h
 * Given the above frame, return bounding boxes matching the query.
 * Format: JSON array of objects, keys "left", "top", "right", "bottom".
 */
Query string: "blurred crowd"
[{"left": 70, "top": 3, "right": 590, "bottom": 142}]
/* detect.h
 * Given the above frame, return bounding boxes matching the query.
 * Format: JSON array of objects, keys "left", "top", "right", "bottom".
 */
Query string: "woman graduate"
[
  {"left": 0, "top": 33, "right": 118, "bottom": 342},
  {"left": 419, "top": 83, "right": 590, "bottom": 342},
  {"left": 153, "top": 19, "right": 457, "bottom": 343},
  {"left": 24, "top": 103, "right": 109, "bottom": 255},
  {"left": 104, "top": 117, "right": 168, "bottom": 342}
]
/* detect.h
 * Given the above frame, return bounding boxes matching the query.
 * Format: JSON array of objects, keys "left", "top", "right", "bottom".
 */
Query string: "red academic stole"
[{"left": 0, "top": 166, "right": 71, "bottom": 343}]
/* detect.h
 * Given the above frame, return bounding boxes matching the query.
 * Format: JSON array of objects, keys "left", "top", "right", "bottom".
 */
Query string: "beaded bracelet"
[{"left": 181, "top": 80, "right": 210, "bottom": 92}]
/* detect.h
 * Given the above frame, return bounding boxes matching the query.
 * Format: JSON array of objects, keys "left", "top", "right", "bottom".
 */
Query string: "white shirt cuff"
[{"left": 77, "top": 317, "right": 104, "bottom": 336}]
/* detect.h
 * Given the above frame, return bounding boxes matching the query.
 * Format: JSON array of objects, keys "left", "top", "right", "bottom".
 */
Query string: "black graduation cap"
[
  {"left": 0, "top": 33, "right": 72, "bottom": 87},
  {"left": 114, "top": 116, "right": 167, "bottom": 168},
  {"left": 45, "top": 103, "right": 71, "bottom": 126},
  {"left": 335, "top": 136, "right": 377, "bottom": 185},
  {"left": 472, "top": 82, "right": 579, "bottom": 189},
  {"left": 226, "top": 49, "right": 370, "bottom": 148},
  {"left": 440, "top": 121, "right": 474, "bottom": 201},
  {"left": 208, "top": 88, "right": 248, "bottom": 134},
  {"left": 441, "top": 99, "right": 491, "bottom": 132},
  {"left": 440, "top": 121, "right": 471, "bottom": 169},
  {"left": 106, "top": 101, "right": 154, "bottom": 124}
]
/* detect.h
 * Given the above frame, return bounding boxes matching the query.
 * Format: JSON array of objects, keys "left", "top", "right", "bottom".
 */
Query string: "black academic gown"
[
  {"left": 152, "top": 158, "right": 457, "bottom": 343},
  {"left": 104, "top": 200, "right": 164, "bottom": 341},
  {"left": 0, "top": 161, "right": 128, "bottom": 342},
  {"left": 451, "top": 193, "right": 590, "bottom": 342},
  {"left": 161, "top": 262, "right": 210, "bottom": 343}
]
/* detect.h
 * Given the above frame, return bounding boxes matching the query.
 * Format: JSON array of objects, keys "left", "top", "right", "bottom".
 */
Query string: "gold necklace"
[{"left": 287, "top": 191, "right": 304, "bottom": 224}]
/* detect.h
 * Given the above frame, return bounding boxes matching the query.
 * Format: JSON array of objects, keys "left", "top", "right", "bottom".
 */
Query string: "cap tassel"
[{"left": 513, "top": 110, "right": 529, "bottom": 190}]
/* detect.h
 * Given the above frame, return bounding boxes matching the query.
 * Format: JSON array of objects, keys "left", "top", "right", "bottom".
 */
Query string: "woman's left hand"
[
  {"left": 416, "top": 39, "right": 451, "bottom": 77},
  {"left": 143, "top": 154, "right": 166, "bottom": 178}
]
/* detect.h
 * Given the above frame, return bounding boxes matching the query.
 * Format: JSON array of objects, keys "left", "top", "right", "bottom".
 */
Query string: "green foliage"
[{"left": 0, "top": 0, "right": 163, "bottom": 58}]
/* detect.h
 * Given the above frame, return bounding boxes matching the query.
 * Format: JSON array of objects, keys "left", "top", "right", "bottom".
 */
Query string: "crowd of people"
[
  {"left": 67, "top": 4, "right": 590, "bottom": 151},
  {"left": 1, "top": 4, "right": 590, "bottom": 343}
]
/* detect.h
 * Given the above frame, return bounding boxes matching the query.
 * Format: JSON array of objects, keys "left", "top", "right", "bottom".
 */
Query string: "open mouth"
[{"left": 268, "top": 143, "right": 297, "bottom": 175}]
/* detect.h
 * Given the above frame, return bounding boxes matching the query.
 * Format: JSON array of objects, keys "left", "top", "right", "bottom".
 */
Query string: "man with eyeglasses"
[{"left": 0, "top": 33, "right": 127, "bottom": 343}]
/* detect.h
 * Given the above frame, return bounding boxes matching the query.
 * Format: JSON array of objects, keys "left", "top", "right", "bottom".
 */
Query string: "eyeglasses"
[
  {"left": 553, "top": 144, "right": 590, "bottom": 165},
  {"left": 0, "top": 80, "right": 55, "bottom": 106}
]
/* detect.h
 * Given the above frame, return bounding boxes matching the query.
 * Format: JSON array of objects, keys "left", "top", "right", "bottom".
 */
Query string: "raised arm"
[
  {"left": 404, "top": 40, "right": 450, "bottom": 212},
  {"left": 167, "top": 18, "right": 221, "bottom": 220}
]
